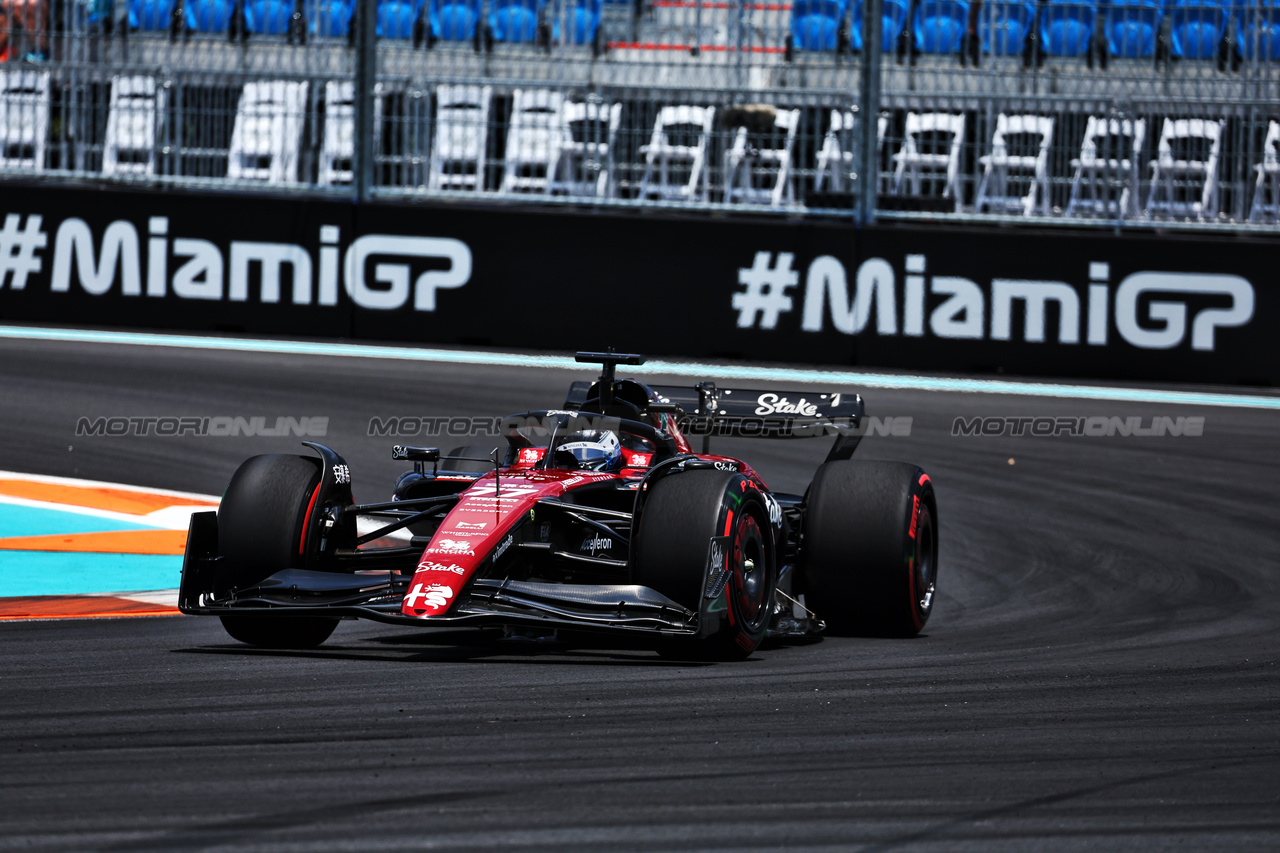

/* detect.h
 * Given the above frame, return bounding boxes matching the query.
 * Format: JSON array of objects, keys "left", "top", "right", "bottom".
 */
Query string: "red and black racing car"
[{"left": 179, "top": 352, "right": 938, "bottom": 658}]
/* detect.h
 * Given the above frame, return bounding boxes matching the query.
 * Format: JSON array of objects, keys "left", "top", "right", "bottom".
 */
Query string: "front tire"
[
  {"left": 214, "top": 454, "right": 340, "bottom": 648},
  {"left": 804, "top": 461, "right": 938, "bottom": 637},
  {"left": 634, "top": 470, "right": 777, "bottom": 659}
]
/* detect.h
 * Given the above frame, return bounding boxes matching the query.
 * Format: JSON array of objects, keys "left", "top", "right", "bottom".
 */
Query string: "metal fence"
[{"left": 1, "top": 0, "right": 1278, "bottom": 228}]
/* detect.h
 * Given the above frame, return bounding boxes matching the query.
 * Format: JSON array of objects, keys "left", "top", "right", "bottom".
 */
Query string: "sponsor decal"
[
  {"left": 428, "top": 538, "right": 475, "bottom": 556},
  {"left": 455, "top": 521, "right": 487, "bottom": 530},
  {"left": 713, "top": 460, "right": 739, "bottom": 472},
  {"left": 331, "top": 464, "right": 351, "bottom": 485},
  {"left": 404, "top": 582, "right": 454, "bottom": 610},
  {"left": 628, "top": 453, "right": 651, "bottom": 467},
  {"left": 754, "top": 393, "right": 819, "bottom": 417},
  {"left": 493, "top": 534, "right": 514, "bottom": 561},
  {"left": 580, "top": 535, "right": 612, "bottom": 553},
  {"left": 764, "top": 492, "right": 783, "bottom": 527},
  {"left": 518, "top": 447, "right": 544, "bottom": 465},
  {"left": 734, "top": 253, "right": 1256, "bottom": 352},
  {"left": 444, "top": 529, "right": 487, "bottom": 538},
  {"left": 416, "top": 560, "right": 466, "bottom": 575}
]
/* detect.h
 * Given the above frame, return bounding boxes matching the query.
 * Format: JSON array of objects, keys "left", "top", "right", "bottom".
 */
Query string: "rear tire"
[
  {"left": 804, "top": 461, "right": 938, "bottom": 637},
  {"left": 634, "top": 470, "right": 776, "bottom": 659},
  {"left": 215, "top": 454, "right": 340, "bottom": 648}
]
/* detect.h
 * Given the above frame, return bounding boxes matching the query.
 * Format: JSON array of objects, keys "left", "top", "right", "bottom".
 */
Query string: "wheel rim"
[
  {"left": 731, "top": 513, "right": 768, "bottom": 631},
  {"left": 914, "top": 503, "right": 936, "bottom": 616}
]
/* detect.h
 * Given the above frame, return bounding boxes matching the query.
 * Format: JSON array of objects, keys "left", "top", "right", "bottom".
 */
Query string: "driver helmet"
[{"left": 554, "top": 429, "right": 623, "bottom": 472}]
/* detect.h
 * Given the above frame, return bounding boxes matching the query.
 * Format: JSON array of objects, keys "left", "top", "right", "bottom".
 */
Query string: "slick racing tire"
[
  {"left": 215, "top": 454, "right": 339, "bottom": 648},
  {"left": 634, "top": 470, "right": 777, "bottom": 660},
  {"left": 804, "top": 460, "right": 938, "bottom": 637}
]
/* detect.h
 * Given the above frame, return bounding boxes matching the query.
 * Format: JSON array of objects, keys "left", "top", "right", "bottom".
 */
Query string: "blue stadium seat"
[
  {"left": 977, "top": 0, "right": 1036, "bottom": 54},
  {"left": 849, "top": 0, "right": 909, "bottom": 51},
  {"left": 429, "top": 0, "right": 479, "bottom": 39},
  {"left": 244, "top": 0, "right": 293, "bottom": 33},
  {"left": 1168, "top": 0, "right": 1225, "bottom": 58},
  {"left": 792, "top": 0, "right": 846, "bottom": 51},
  {"left": 913, "top": 0, "right": 969, "bottom": 53},
  {"left": 1039, "top": 0, "right": 1098, "bottom": 56},
  {"left": 185, "top": 0, "right": 236, "bottom": 32},
  {"left": 1235, "top": 0, "right": 1280, "bottom": 60},
  {"left": 306, "top": 0, "right": 353, "bottom": 35},
  {"left": 551, "top": 0, "right": 602, "bottom": 44},
  {"left": 1104, "top": 0, "right": 1161, "bottom": 56},
  {"left": 378, "top": 0, "right": 423, "bottom": 37},
  {"left": 488, "top": 0, "right": 544, "bottom": 42},
  {"left": 129, "top": 0, "right": 177, "bottom": 30}
]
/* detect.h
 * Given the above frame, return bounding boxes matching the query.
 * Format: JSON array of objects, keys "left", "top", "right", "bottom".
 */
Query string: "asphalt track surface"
[{"left": 1, "top": 334, "right": 1278, "bottom": 851}]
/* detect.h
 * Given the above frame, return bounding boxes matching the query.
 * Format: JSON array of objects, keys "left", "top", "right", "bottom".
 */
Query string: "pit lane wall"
[{"left": 1, "top": 183, "right": 1275, "bottom": 386}]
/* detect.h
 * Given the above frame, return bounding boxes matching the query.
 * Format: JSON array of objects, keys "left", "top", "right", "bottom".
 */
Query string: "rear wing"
[
  {"left": 565, "top": 353, "right": 866, "bottom": 460},
  {"left": 564, "top": 375, "right": 866, "bottom": 461}
]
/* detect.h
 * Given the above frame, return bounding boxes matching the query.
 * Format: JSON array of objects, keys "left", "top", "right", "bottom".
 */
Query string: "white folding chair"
[
  {"left": 723, "top": 108, "right": 801, "bottom": 206},
  {"left": 500, "top": 89, "right": 566, "bottom": 195},
  {"left": 1249, "top": 120, "right": 1280, "bottom": 223},
  {"left": 317, "top": 80, "right": 385, "bottom": 187},
  {"left": 975, "top": 113, "right": 1054, "bottom": 216},
  {"left": 638, "top": 105, "right": 716, "bottom": 202},
  {"left": 548, "top": 99, "right": 622, "bottom": 198},
  {"left": 0, "top": 70, "right": 50, "bottom": 172},
  {"left": 1144, "top": 117, "right": 1225, "bottom": 220},
  {"left": 227, "top": 80, "right": 309, "bottom": 184},
  {"left": 428, "top": 84, "right": 491, "bottom": 192},
  {"left": 103, "top": 76, "right": 166, "bottom": 178},
  {"left": 1066, "top": 115, "right": 1146, "bottom": 219},
  {"left": 891, "top": 111, "right": 966, "bottom": 211},
  {"left": 814, "top": 110, "right": 888, "bottom": 194}
]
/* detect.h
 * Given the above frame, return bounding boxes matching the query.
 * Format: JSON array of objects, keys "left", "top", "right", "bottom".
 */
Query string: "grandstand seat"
[
  {"left": 227, "top": 80, "right": 308, "bottom": 184},
  {"left": 977, "top": 0, "right": 1036, "bottom": 55},
  {"left": 1066, "top": 115, "right": 1146, "bottom": 218},
  {"left": 1039, "top": 0, "right": 1098, "bottom": 56},
  {"left": 306, "top": 0, "right": 354, "bottom": 35},
  {"left": 185, "top": 0, "right": 236, "bottom": 32},
  {"left": 0, "top": 70, "right": 49, "bottom": 172},
  {"left": 379, "top": 0, "right": 424, "bottom": 37},
  {"left": 428, "top": 84, "right": 491, "bottom": 191},
  {"left": 244, "top": 0, "right": 295, "bottom": 33},
  {"left": 850, "top": 0, "right": 910, "bottom": 51},
  {"left": 1103, "top": 0, "right": 1161, "bottom": 57},
  {"left": 723, "top": 108, "right": 801, "bottom": 206},
  {"left": 103, "top": 75, "right": 165, "bottom": 178},
  {"left": 791, "top": 0, "right": 846, "bottom": 52},
  {"left": 1168, "top": 0, "right": 1225, "bottom": 59},
  {"left": 548, "top": 99, "right": 621, "bottom": 197},
  {"left": 429, "top": 0, "right": 480, "bottom": 39},
  {"left": 550, "top": 0, "right": 603, "bottom": 45},
  {"left": 318, "top": 80, "right": 385, "bottom": 186},
  {"left": 1248, "top": 120, "right": 1279, "bottom": 222},
  {"left": 129, "top": 0, "right": 179, "bottom": 30},
  {"left": 1144, "top": 117, "right": 1225, "bottom": 220},
  {"left": 638, "top": 105, "right": 716, "bottom": 202},
  {"left": 500, "top": 89, "right": 565, "bottom": 193},
  {"left": 913, "top": 0, "right": 969, "bottom": 54},
  {"left": 975, "top": 113, "right": 1054, "bottom": 215},
  {"left": 488, "top": 0, "right": 544, "bottom": 42},
  {"left": 1235, "top": 0, "right": 1280, "bottom": 61},
  {"left": 890, "top": 111, "right": 965, "bottom": 211},
  {"left": 814, "top": 108, "right": 887, "bottom": 193}
]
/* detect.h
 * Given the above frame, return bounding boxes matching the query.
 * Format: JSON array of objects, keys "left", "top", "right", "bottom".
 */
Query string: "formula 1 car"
[{"left": 179, "top": 352, "right": 938, "bottom": 658}]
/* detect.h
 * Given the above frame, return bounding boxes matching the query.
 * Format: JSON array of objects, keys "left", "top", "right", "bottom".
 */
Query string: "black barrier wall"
[{"left": 0, "top": 183, "right": 1274, "bottom": 386}]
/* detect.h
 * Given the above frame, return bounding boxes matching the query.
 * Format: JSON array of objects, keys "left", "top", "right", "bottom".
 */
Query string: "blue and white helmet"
[{"left": 555, "top": 430, "right": 623, "bottom": 472}]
